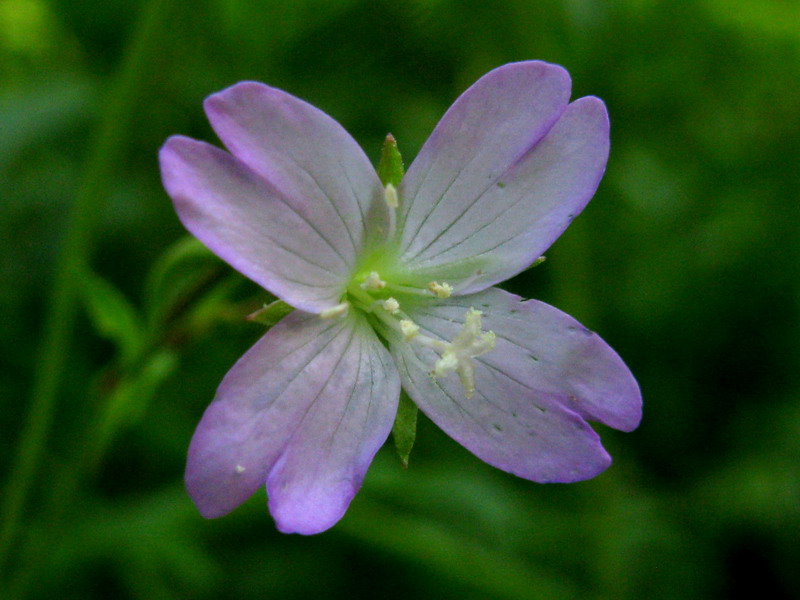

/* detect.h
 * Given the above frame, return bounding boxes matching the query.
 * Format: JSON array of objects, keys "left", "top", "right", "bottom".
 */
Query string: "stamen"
[
  {"left": 427, "top": 281, "right": 453, "bottom": 298},
  {"left": 360, "top": 271, "right": 387, "bottom": 290},
  {"left": 385, "top": 282, "right": 437, "bottom": 297},
  {"left": 384, "top": 183, "right": 399, "bottom": 208},
  {"left": 382, "top": 297, "right": 400, "bottom": 314},
  {"left": 320, "top": 302, "right": 350, "bottom": 319},
  {"left": 400, "top": 320, "right": 420, "bottom": 341},
  {"left": 383, "top": 184, "right": 399, "bottom": 240}
]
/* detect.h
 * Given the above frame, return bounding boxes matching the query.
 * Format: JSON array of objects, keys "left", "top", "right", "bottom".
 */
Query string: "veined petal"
[
  {"left": 398, "top": 61, "right": 569, "bottom": 283},
  {"left": 392, "top": 288, "right": 640, "bottom": 482},
  {"left": 205, "top": 82, "right": 389, "bottom": 257},
  {"left": 399, "top": 62, "right": 609, "bottom": 294},
  {"left": 160, "top": 136, "right": 352, "bottom": 313},
  {"left": 185, "top": 311, "right": 400, "bottom": 534}
]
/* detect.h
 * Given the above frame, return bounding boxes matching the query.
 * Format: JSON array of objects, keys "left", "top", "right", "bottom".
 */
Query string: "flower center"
[
  {"left": 342, "top": 270, "right": 496, "bottom": 398},
  {"left": 325, "top": 182, "right": 497, "bottom": 398}
]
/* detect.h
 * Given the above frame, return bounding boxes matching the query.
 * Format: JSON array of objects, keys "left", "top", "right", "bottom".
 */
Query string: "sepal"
[
  {"left": 391, "top": 390, "right": 418, "bottom": 468},
  {"left": 377, "top": 133, "right": 404, "bottom": 187},
  {"left": 246, "top": 299, "right": 294, "bottom": 327}
]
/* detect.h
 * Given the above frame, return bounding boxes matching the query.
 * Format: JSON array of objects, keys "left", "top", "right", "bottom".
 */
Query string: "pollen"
[
  {"left": 360, "top": 271, "right": 387, "bottom": 290},
  {"left": 400, "top": 319, "right": 420, "bottom": 341},
  {"left": 382, "top": 297, "right": 400, "bottom": 314},
  {"left": 427, "top": 281, "right": 453, "bottom": 298}
]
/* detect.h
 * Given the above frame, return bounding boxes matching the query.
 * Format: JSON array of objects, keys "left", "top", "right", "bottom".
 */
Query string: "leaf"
[
  {"left": 80, "top": 268, "right": 145, "bottom": 366},
  {"left": 391, "top": 390, "right": 418, "bottom": 468},
  {"left": 376, "top": 133, "right": 405, "bottom": 187}
]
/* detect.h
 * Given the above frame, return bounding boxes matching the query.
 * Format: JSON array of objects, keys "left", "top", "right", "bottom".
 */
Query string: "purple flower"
[{"left": 159, "top": 61, "right": 642, "bottom": 535}]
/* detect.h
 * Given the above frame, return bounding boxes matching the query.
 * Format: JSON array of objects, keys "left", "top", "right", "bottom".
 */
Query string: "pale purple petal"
[
  {"left": 398, "top": 62, "right": 609, "bottom": 294},
  {"left": 391, "top": 288, "right": 640, "bottom": 482},
  {"left": 160, "top": 136, "right": 353, "bottom": 313},
  {"left": 416, "top": 288, "right": 641, "bottom": 429},
  {"left": 185, "top": 311, "right": 400, "bottom": 534},
  {"left": 204, "top": 82, "right": 389, "bottom": 256}
]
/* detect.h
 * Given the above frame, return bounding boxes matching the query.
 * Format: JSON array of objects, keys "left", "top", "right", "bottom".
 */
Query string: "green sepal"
[
  {"left": 391, "top": 390, "right": 418, "bottom": 468},
  {"left": 246, "top": 299, "right": 294, "bottom": 327},
  {"left": 377, "top": 133, "right": 404, "bottom": 187},
  {"left": 522, "top": 255, "right": 547, "bottom": 273}
]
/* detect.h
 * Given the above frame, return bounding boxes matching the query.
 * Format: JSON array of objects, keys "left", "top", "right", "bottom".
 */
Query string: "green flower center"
[
  {"left": 317, "top": 180, "right": 496, "bottom": 399},
  {"left": 334, "top": 270, "right": 495, "bottom": 399}
]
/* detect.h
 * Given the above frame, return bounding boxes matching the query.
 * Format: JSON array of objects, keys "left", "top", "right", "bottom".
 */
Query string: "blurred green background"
[{"left": 1, "top": 0, "right": 798, "bottom": 598}]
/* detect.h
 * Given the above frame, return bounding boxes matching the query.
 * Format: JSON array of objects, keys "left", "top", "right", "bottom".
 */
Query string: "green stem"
[{"left": 0, "top": 0, "right": 178, "bottom": 582}]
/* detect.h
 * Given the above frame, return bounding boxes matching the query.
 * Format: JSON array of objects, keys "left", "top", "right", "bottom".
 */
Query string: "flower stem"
[{"left": 0, "top": 0, "right": 178, "bottom": 582}]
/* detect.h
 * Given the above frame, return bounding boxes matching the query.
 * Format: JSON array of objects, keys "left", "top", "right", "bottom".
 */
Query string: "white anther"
[
  {"left": 360, "top": 271, "right": 387, "bottom": 290},
  {"left": 235, "top": 464, "right": 246, "bottom": 474},
  {"left": 427, "top": 281, "right": 453, "bottom": 298},
  {"left": 384, "top": 183, "right": 399, "bottom": 208},
  {"left": 320, "top": 302, "right": 350, "bottom": 319},
  {"left": 382, "top": 297, "right": 400, "bottom": 314},
  {"left": 400, "top": 319, "right": 420, "bottom": 341}
]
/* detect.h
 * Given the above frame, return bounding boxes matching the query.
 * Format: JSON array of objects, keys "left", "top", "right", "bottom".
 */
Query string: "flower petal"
[
  {"left": 204, "top": 82, "right": 389, "bottom": 257},
  {"left": 398, "top": 62, "right": 609, "bottom": 294},
  {"left": 184, "top": 311, "right": 400, "bottom": 534},
  {"left": 160, "top": 136, "right": 353, "bottom": 313},
  {"left": 392, "top": 288, "right": 640, "bottom": 482}
]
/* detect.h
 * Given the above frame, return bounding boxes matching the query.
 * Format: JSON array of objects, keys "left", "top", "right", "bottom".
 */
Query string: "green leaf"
[
  {"left": 376, "top": 133, "right": 404, "bottom": 187},
  {"left": 246, "top": 299, "right": 294, "bottom": 327},
  {"left": 392, "top": 390, "right": 418, "bottom": 468},
  {"left": 80, "top": 268, "right": 145, "bottom": 366}
]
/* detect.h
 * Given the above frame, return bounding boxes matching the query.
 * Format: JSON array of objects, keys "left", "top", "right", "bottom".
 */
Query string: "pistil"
[
  {"left": 429, "top": 308, "right": 496, "bottom": 398},
  {"left": 345, "top": 268, "right": 495, "bottom": 398}
]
